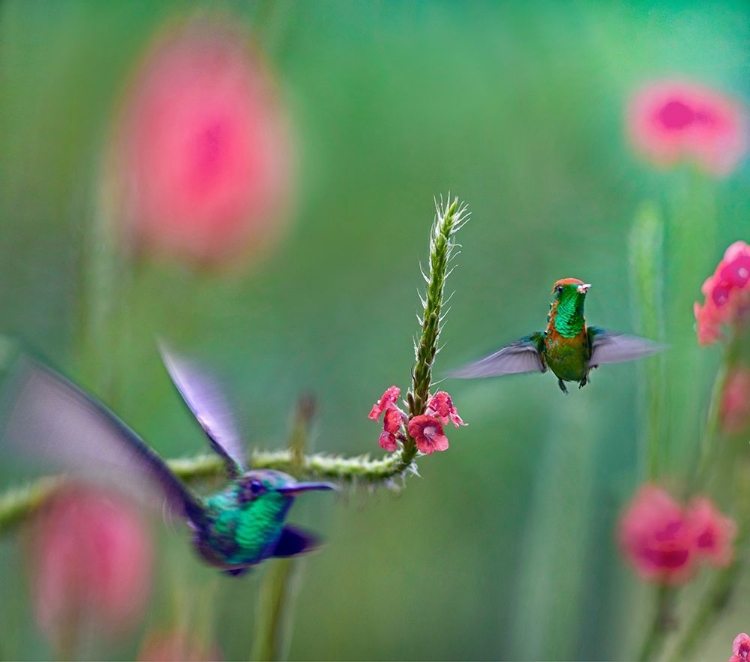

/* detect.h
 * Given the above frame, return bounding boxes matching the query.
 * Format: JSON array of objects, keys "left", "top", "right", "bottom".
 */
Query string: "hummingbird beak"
[
  {"left": 577, "top": 283, "right": 591, "bottom": 294},
  {"left": 276, "top": 481, "right": 338, "bottom": 496}
]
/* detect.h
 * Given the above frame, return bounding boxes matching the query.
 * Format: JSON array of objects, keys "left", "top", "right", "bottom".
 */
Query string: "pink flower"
[
  {"left": 426, "top": 391, "right": 466, "bottom": 428},
  {"left": 138, "top": 629, "right": 221, "bottom": 661},
  {"left": 408, "top": 415, "right": 449, "bottom": 455},
  {"left": 29, "top": 486, "right": 153, "bottom": 651},
  {"left": 368, "top": 386, "right": 402, "bottom": 421},
  {"left": 695, "top": 241, "right": 750, "bottom": 345},
  {"left": 687, "top": 497, "right": 736, "bottom": 567},
  {"left": 111, "top": 18, "right": 292, "bottom": 267},
  {"left": 379, "top": 408, "right": 403, "bottom": 452},
  {"left": 720, "top": 366, "right": 750, "bottom": 435},
  {"left": 627, "top": 80, "right": 748, "bottom": 176},
  {"left": 730, "top": 633, "right": 750, "bottom": 662},
  {"left": 618, "top": 485, "right": 696, "bottom": 585}
]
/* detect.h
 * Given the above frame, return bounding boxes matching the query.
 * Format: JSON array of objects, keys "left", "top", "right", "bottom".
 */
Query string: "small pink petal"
[
  {"left": 378, "top": 431, "right": 398, "bottom": 452},
  {"left": 720, "top": 254, "right": 750, "bottom": 289},
  {"left": 724, "top": 241, "right": 750, "bottom": 263},
  {"left": 426, "top": 391, "right": 467, "bottom": 428},
  {"left": 383, "top": 408, "right": 402, "bottom": 435},
  {"left": 732, "top": 633, "right": 750, "bottom": 659},
  {"left": 368, "top": 386, "right": 401, "bottom": 421},
  {"left": 687, "top": 496, "right": 736, "bottom": 566}
]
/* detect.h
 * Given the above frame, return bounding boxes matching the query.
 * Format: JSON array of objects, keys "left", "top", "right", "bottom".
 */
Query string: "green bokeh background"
[{"left": 1, "top": 1, "right": 749, "bottom": 660}]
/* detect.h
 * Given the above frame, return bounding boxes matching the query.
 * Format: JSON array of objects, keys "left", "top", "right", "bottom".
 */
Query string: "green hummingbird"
[
  {"left": 449, "top": 278, "right": 664, "bottom": 393},
  {"left": 0, "top": 346, "right": 336, "bottom": 576}
]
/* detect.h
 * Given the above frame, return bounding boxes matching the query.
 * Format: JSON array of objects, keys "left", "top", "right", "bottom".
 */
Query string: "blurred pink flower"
[
  {"left": 138, "top": 629, "right": 221, "bottom": 661},
  {"left": 695, "top": 241, "right": 750, "bottom": 345},
  {"left": 408, "top": 414, "right": 449, "bottom": 455},
  {"left": 30, "top": 486, "right": 152, "bottom": 651},
  {"left": 618, "top": 485, "right": 695, "bottom": 585},
  {"left": 730, "top": 633, "right": 750, "bottom": 662},
  {"left": 426, "top": 391, "right": 466, "bottom": 428},
  {"left": 687, "top": 496, "right": 736, "bottom": 567},
  {"left": 379, "top": 408, "right": 403, "bottom": 452},
  {"left": 627, "top": 80, "right": 747, "bottom": 176},
  {"left": 720, "top": 366, "right": 750, "bottom": 435},
  {"left": 368, "top": 386, "right": 402, "bottom": 421},
  {"left": 112, "top": 18, "right": 292, "bottom": 266}
]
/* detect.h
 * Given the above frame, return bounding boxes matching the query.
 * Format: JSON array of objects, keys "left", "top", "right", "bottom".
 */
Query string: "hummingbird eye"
[
  {"left": 249, "top": 480, "right": 265, "bottom": 495},
  {"left": 555, "top": 285, "right": 564, "bottom": 295}
]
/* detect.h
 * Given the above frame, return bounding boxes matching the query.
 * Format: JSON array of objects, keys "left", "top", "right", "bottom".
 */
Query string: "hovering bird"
[
  {"left": 0, "top": 346, "right": 335, "bottom": 576},
  {"left": 449, "top": 278, "right": 663, "bottom": 393}
]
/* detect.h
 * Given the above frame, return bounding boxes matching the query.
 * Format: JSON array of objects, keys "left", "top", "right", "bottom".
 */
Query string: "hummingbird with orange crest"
[
  {"left": 0, "top": 345, "right": 336, "bottom": 576},
  {"left": 449, "top": 278, "right": 664, "bottom": 393}
]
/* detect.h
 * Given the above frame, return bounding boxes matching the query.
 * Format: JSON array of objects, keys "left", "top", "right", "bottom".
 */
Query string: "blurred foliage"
[{"left": 0, "top": 0, "right": 749, "bottom": 660}]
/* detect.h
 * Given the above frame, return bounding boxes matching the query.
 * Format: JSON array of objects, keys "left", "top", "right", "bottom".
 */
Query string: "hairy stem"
[
  {"left": 0, "top": 196, "right": 467, "bottom": 536},
  {"left": 251, "top": 399, "right": 315, "bottom": 661}
]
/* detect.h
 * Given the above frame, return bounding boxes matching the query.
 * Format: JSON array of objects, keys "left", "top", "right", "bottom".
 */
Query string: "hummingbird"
[
  {"left": 449, "top": 278, "right": 664, "bottom": 393},
  {"left": 0, "top": 346, "right": 336, "bottom": 576}
]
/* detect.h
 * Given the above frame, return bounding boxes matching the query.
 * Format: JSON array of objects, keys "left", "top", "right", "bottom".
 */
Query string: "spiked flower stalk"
[{"left": 0, "top": 196, "right": 468, "bottom": 537}]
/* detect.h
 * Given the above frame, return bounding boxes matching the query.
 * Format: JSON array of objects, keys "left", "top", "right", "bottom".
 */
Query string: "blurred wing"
[
  {"left": 588, "top": 326, "right": 665, "bottom": 367},
  {"left": 0, "top": 356, "right": 203, "bottom": 523},
  {"left": 448, "top": 333, "right": 546, "bottom": 378},
  {"left": 159, "top": 343, "right": 246, "bottom": 476},
  {"left": 273, "top": 525, "right": 321, "bottom": 558}
]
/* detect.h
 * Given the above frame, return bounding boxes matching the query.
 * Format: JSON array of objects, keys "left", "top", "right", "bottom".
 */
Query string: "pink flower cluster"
[
  {"left": 30, "top": 486, "right": 153, "bottom": 650},
  {"left": 627, "top": 80, "right": 747, "bottom": 176},
  {"left": 618, "top": 485, "right": 736, "bottom": 585},
  {"left": 694, "top": 241, "right": 750, "bottom": 345},
  {"left": 368, "top": 388, "right": 465, "bottom": 455},
  {"left": 730, "top": 633, "right": 750, "bottom": 662},
  {"left": 112, "top": 18, "right": 292, "bottom": 267}
]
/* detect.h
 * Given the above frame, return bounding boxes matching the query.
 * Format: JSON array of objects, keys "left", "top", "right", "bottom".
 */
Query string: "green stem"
[
  {"left": 0, "top": 448, "right": 413, "bottom": 537},
  {"left": 251, "top": 399, "right": 314, "bottom": 661},
  {"left": 628, "top": 202, "right": 665, "bottom": 480},
  {"left": 637, "top": 585, "right": 674, "bottom": 662},
  {"left": 664, "top": 562, "right": 740, "bottom": 662}
]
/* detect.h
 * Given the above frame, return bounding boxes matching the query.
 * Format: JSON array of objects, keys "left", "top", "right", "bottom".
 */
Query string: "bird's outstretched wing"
[
  {"left": 588, "top": 326, "right": 665, "bottom": 367},
  {"left": 448, "top": 332, "right": 546, "bottom": 378},
  {"left": 0, "top": 355, "right": 204, "bottom": 523},
  {"left": 159, "top": 343, "right": 246, "bottom": 477}
]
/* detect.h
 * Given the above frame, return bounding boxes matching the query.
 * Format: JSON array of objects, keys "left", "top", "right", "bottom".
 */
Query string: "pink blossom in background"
[
  {"left": 138, "top": 630, "right": 221, "bottom": 661},
  {"left": 368, "top": 386, "right": 402, "bottom": 421},
  {"left": 112, "top": 18, "right": 293, "bottom": 266},
  {"left": 687, "top": 496, "right": 736, "bottom": 567},
  {"left": 694, "top": 241, "right": 750, "bottom": 345},
  {"left": 619, "top": 485, "right": 737, "bottom": 584},
  {"left": 730, "top": 633, "right": 750, "bottom": 662},
  {"left": 720, "top": 366, "right": 750, "bottom": 435},
  {"left": 618, "top": 485, "right": 695, "bottom": 584},
  {"left": 408, "top": 414, "right": 449, "bottom": 455},
  {"left": 426, "top": 391, "right": 466, "bottom": 428},
  {"left": 29, "top": 486, "right": 153, "bottom": 651},
  {"left": 627, "top": 80, "right": 747, "bottom": 176}
]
